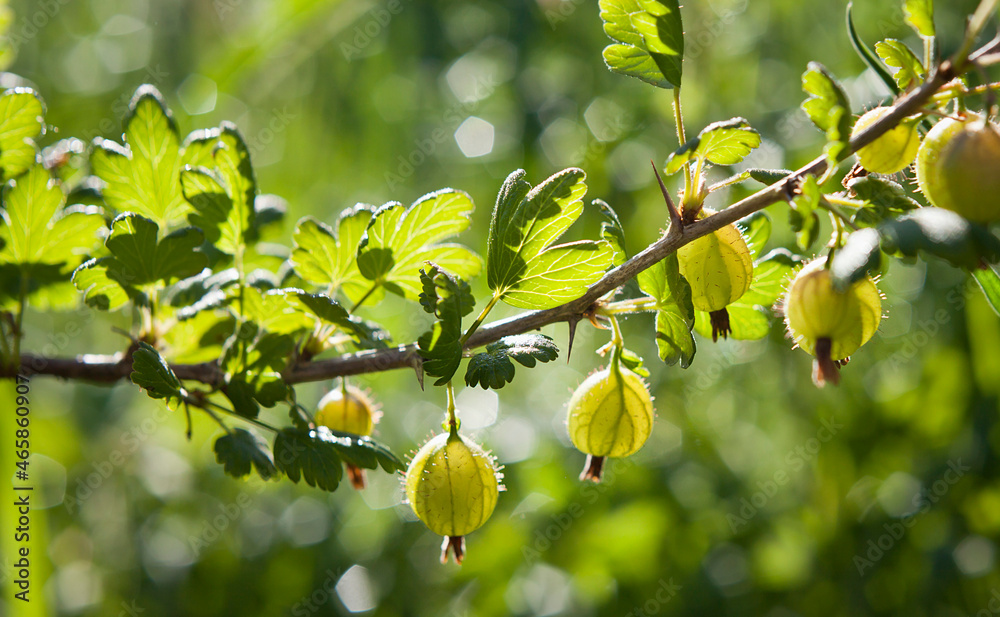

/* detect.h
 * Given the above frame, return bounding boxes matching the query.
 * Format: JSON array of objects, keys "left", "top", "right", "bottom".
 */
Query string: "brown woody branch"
[{"left": 5, "top": 60, "right": 958, "bottom": 387}]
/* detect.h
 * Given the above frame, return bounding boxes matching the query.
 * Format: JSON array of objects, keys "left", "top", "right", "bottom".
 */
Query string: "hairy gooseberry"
[
  {"left": 783, "top": 259, "right": 882, "bottom": 387},
  {"left": 677, "top": 216, "right": 753, "bottom": 341},
  {"left": 916, "top": 114, "right": 1000, "bottom": 223},
  {"left": 566, "top": 356, "right": 654, "bottom": 482},
  {"left": 315, "top": 384, "right": 379, "bottom": 489},
  {"left": 404, "top": 429, "right": 502, "bottom": 564},
  {"left": 852, "top": 107, "right": 920, "bottom": 174}
]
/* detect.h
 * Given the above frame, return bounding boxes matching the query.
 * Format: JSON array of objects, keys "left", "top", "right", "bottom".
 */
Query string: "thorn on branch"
[{"left": 651, "top": 162, "right": 683, "bottom": 237}]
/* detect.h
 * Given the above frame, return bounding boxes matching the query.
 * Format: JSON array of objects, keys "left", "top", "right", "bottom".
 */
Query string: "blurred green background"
[{"left": 5, "top": 0, "right": 1000, "bottom": 615}]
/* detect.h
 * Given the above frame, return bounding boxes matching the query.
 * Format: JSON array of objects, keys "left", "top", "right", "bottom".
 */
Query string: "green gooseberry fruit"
[
  {"left": 404, "top": 430, "right": 501, "bottom": 564},
  {"left": 916, "top": 114, "right": 1000, "bottom": 223},
  {"left": 566, "top": 359, "right": 654, "bottom": 482},
  {"left": 315, "top": 384, "right": 380, "bottom": 489},
  {"left": 852, "top": 107, "right": 920, "bottom": 174},
  {"left": 677, "top": 215, "right": 753, "bottom": 341},
  {"left": 783, "top": 259, "right": 882, "bottom": 387}
]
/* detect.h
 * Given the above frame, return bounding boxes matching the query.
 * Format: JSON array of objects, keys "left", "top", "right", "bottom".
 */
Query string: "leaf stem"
[
  {"left": 445, "top": 381, "right": 458, "bottom": 433},
  {"left": 203, "top": 398, "right": 279, "bottom": 434},
  {"left": 460, "top": 292, "right": 501, "bottom": 346},
  {"left": 672, "top": 88, "right": 694, "bottom": 207},
  {"left": 11, "top": 271, "right": 28, "bottom": 367},
  {"left": 349, "top": 283, "right": 380, "bottom": 314},
  {"left": 599, "top": 297, "right": 660, "bottom": 316}
]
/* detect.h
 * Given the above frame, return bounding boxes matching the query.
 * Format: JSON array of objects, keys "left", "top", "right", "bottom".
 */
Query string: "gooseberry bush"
[{"left": 3, "top": 0, "right": 1000, "bottom": 564}]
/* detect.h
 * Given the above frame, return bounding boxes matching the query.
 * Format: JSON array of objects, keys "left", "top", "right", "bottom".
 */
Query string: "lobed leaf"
[
  {"left": 91, "top": 85, "right": 187, "bottom": 226},
  {"left": 417, "top": 265, "right": 475, "bottom": 385},
  {"left": 665, "top": 118, "right": 761, "bottom": 174},
  {"left": 273, "top": 428, "right": 344, "bottom": 492},
  {"left": 875, "top": 39, "right": 925, "bottom": 91},
  {"left": 312, "top": 427, "right": 406, "bottom": 473},
  {"left": 0, "top": 87, "right": 45, "bottom": 179},
  {"left": 130, "top": 342, "right": 186, "bottom": 408},
  {"left": 214, "top": 428, "right": 278, "bottom": 480},
  {"left": 599, "top": 0, "right": 684, "bottom": 89},
  {"left": 903, "top": 0, "right": 934, "bottom": 38},
  {"left": 0, "top": 165, "right": 103, "bottom": 266},
  {"left": 801, "top": 63, "right": 852, "bottom": 164},
  {"left": 487, "top": 168, "right": 613, "bottom": 310},
  {"left": 637, "top": 254, "right": 695, "bottom": 367},
  {"left": 465, "top": 333, "right": 559, "bottom": 389},
  {"left": 181, "top": 122, "right": 257, "bottom": 255},
  {"left": 357, "top": 189, "right": 481, "bottom": 302},
  {"left": 290, "top": 206, "right": 375, "bottom": 303}
]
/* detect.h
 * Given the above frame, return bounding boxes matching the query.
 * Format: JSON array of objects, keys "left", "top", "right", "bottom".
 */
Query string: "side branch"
[{"left": 6, "top": 61, "right": 956, "bottom": 387}]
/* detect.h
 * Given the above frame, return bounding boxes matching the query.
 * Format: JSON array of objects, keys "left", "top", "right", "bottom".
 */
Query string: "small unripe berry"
[
  {"left": 315, "top": 385, "right": 379, "bottom": 489},
  {"left": 404, "top": 430, "right": 502, "bottom": 564},
  {"left": 315, "top": 385, "right": 376, "bottom": 436},
  {"left": 783, "top": 259, "right": 882, "bottom": 386},
  {"left": 677, "top": 217, "right": 753, "bottom": 341},
  {"left": 916, "top": 114, "right": 1000, "bottom": 223},
  {"left": 566, "top": 360, "right": 654, "bottom": 482},
  {"left": 852, "top": 107, "right": 920, "bottom": 174}
]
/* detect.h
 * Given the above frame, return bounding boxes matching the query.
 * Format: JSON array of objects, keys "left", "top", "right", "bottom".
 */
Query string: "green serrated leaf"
[
  {"left": 740, "top": 249, "right": 798, "bottom": 307},
  {"left": 972, "top": 266, "right": 1000, "bottom": 316},
  {"left": 847, "top": 174, "right": 920, "bottom": 214},
  {"left": 667, "top": 118, "right": 761, "bottom": 174},
  {"left": 596, "top": 199, "right": 627, "bottom": 267},
  {"left": 830, "top": 228, "right": 882, "bottom": 290},
  {"left": 0, "top": 88, "right": 44, "bottom": 179},
  {"left": 637, "top": 254, "right": 695, "bottom": 367},
  {"left": 878, "top": 208, "right": 1000, "bottom": 269},
  {"left": 273, "top": 428, "right": 344, "bottom": 492},
  {"left": 290, "top": 207, "right": 375, "bottom": 303},
  {"left": 417, "top": 265, "right": 475, "bottom": 385},
  {"left": 290, "top": 291, "right": 388, "bottom": 348},
  {"left": 487, "top": 169, "right": 612, "bottom": 309},
  {"left": 181, "top": 122, "right": 257, "bottom": 255},
  {"left": 903, "top": 0, "right": 934, "bottom": 37},
  {"left": 313, "top": 427, "right": 406, "bottom": 473},
  {"left": 875, "top": 39, "right": 925, "bottom": 91},
  {"left": 599, "top": 0, "right": 684, "bottom": 89},
  {"left": 72, "top": 258, "right": 142, "bottom": 311},
  {"left": 738, "top": 211, "right": 771, "bottom": 258},
  {"left": 214, "top": 428, "right": 277, "bottom": 480},
  {"left": 241, "top": 287, "right": 315, "bottom": 335},
  {"left": 130, "top": 342, "right": 186, "bottom": 408},
  {"left": 801, "top": 62, "right": 852, "bottom": 164},
  {"left": 223, "top": 377, "right": 261, "bottom": 419},
  {"left": 356, "top": 189, "right": 481, "bottom": 302},
  {"left": 0, "top": 165, "right": 103, "bottom": 266},
  {"left": 465, "top": 333, "right": 559, "bottom": 389},
  {"left": 91, "top": 85, "right": 186, "bottom": 227},
  {"left": 104, "top": 213, "right": 208, "bottom": 287}
]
